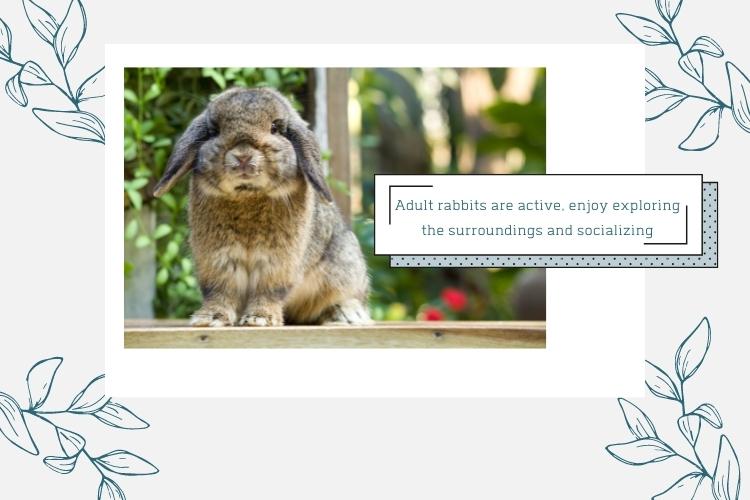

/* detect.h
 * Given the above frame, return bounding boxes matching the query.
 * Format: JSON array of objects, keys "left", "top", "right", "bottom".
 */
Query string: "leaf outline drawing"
[
  {"left": 0, "top": 357, "right": 157, "bottom": 499},
  {"left": 616, "top": 0, "right": 750, "bottom": 151},
  {"left": 0, "top": 0, "right": 105, "bottom": 144},
  {"left": 606, "top": 317, "right": 742, "bottom": 500}
]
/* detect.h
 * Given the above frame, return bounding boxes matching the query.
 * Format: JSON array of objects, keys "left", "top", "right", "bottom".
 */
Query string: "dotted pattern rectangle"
[{"left": 389, "top": 183, "right": 717, "bottom": 268}]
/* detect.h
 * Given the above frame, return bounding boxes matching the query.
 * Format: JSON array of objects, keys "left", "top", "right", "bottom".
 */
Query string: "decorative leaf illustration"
[
  {"left": 95, "top": 450, "right": 159, "bottom": 476},
  {"left": 690, "top": 403, "right": 723, "bottom": 429},
  {"left": 678, "top": 52, "right": 704, "bottom": 82},
  {"left": 675, "top": 317, "right": 711, "bottom": 382},
  {"left": 610, "top": 319, "right": 739, "bottom": 498},
  {"left": 22, "top": 0, "right": 58, "bottom": 45},
  {"left": 606, "top": 438, "right": 675, "bottom": 465},
  {"left": 645, "top": 361, "right": 681, "bottom": 400},
  {"left": 56, "top": 427, "right": 86, "bottom": 456},
  {"left": 26, "top": 357, "right": 63, "bottom": 410},
  {"left": 689, "top": 36, "right": 724, "bottom": 57},
  {"left": 656, "top": 0, "right": 683, "bottom": 22},
  {"left": 32, "top": 108, "right": 106, "bottom": 144},
  {"left": 677, "top": 414, "right": 701, "bottom": 446},
  {"left": 0, "top": 17, "right": 11, "bottom": 60},
  {"left": 98, "top": 477, "right": 126, "bottom": 500},
  {"left": 54, "top": 0, "right": 87, "bottom": 68},
  {"left": 616, "top": 14, "right": 674, "bottom": 46},
  {"left": 1, "top": 357, "right": 155, "bottom": 498},
  {"left": 646, "top": 88, "right": 687, "bottom": 121},
  {"left": 67, "top": 374, "right": 109, "bottom": 413},
  {"left": 726, "top": 61, "right": 750, "bottom": 133},
  {"left": 679, "top": 106, "right": 722, "bottom": 151},
  {"left": 712, "top": 435, "right": 740, "bottom": 500},
  {"left": 653, "top": 472, "right": 705, "bottom": 500},
  {"left": 20, "top": 61, "right": 52, "bottom": 86},
  {"left": 0, "top": 392, "right": 38, "bottom": 455},
  {"left": 43, "top": 455, "right": 78, "bottom": 474},
  {"left": 94, "top": 402, "right": 150, "bottom": 430},
  {"left": 645, "top": 68, "right": 664, "bottom": 94},
  {"left": 3, "top": 3, "right": 104, "bottom": 145},
  {"left": 76, "top": 66, "right": 104, "bottom": 102},
  {"left": 618, "top": 398, "right": 658, "bottom": 439},
  {"left": 5, "top": 71, "right": 27, "bottom": 107}
]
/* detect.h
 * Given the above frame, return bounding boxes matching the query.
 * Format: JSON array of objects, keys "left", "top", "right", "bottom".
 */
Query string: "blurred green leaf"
[
  {"left": 152, "top": 137, "right": 171, "bottom": 149},
  {"left": 143, "top": 83, "right": 160, "bottom": 101},
  {"left": 262, "top": 68, "right": 280, "bottom": 87},
  {"left": 156, "top": 267, "right": 169, "bottom": 285},
  {"left": 159, "top": 193, "right": 176, "bottom": 211},
  {"left": 124, "top": 139, "right": 137, "bottom": 162},
  {"left": 164, "top": 240, "right": 179, "bottom": 260},
  {"left": 124, "top": 89, "right": 137, "bottom": 103},
  {"left": 141, "top": 120, "right": 155, "bottom": 134},
  {"left": 152, "top": 224, "right": 172, "bottom": 240},
  {"left": 126, "top": 189, "right": 142, "bottom": 210},
  {"left": 483, "top": 101, "right": 546, "bottom": 148},
  {"left": 202, "top": 68, "right": 226, "bottom": 89},
  {"left": 134, "top": 235, "right": 150, "bottom": 248},
  {"left": 125, "top": 218, "right": 139, "bottom": 240},
  {"left": 125, "top": 178, "right": 148, "bottom": 191}
]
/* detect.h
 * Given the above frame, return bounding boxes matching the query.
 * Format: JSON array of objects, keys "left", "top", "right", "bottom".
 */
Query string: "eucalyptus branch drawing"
[
  {"left": 0, "top": 357, "right": 157, "bottom": 500},
  {"left": 616, "top": 0, "right": 750, "bottom": 151},
  {"left": 606, "top": 318, "right": 741, "bottom": 500},
  {"left": 0, "top": 0, "right": 105, "bottom": 143}
]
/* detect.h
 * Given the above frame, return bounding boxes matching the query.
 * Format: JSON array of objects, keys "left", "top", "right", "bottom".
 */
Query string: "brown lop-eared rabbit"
[{"left": 153, "top": 87, "right": 371, "bottom": 327}]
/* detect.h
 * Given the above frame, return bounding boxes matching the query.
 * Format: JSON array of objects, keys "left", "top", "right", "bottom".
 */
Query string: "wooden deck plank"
[{"left": 124, "top": 320, "right": 545, "bottom": 349}]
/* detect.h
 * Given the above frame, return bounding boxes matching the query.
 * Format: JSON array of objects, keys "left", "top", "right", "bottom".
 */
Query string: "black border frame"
[{"left": 373, "top": 173, "right": 707, "bottom": 258}]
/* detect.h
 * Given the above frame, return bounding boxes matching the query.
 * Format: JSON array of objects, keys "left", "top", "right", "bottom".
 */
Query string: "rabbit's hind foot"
[{"left": 320, "top": 299, "right": 373, "bottom": 326}]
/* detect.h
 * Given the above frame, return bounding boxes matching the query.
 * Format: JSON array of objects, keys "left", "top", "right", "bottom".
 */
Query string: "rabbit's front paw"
[
  {"left": 239, "top": 307, "right": 283, "bottom": 327},
  {"left": 190, "top": 307, "right": 236, "bottom": 327}
]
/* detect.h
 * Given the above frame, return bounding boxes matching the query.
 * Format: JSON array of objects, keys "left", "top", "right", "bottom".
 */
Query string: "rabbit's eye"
[{"left": 271, "top": 120, "right": 283, "bottom": 134}]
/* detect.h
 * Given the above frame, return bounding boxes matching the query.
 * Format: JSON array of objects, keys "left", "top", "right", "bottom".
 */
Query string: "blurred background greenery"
[{"left": 124, "top": 67, "right": 546, "bottom": 321}]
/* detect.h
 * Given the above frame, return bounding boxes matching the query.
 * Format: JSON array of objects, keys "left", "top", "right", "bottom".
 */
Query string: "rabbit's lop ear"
[
  {"left": 285, "top": 121, "right": 334, "bottom": 203},
  {"left": 153, "top": 112, "right": 210, "bottom": 197}
]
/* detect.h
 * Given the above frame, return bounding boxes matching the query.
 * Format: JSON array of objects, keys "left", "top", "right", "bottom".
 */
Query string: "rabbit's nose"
[
  {"left": 229, "top": 152, "right": 259, "bottom": 171},
  {"left": 231, "top": 153, "right": 252, "bottom": 166}
]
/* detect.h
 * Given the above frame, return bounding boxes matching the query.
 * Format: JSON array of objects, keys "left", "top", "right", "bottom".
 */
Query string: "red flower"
[
  {"left": 421, "top": 307, "right": 444, "bottom": 321},
  {"left": 441, "top": 287, "right": 468, "bottom": 312}
]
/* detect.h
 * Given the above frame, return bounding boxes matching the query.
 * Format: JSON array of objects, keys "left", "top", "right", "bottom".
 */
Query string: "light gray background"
[{"left": 1, "top": 0, "right": 747, "bottom": 498}]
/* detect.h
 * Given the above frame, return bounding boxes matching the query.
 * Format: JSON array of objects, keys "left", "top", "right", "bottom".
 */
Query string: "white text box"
[{"left": 375, "top": 174, "right": 703, "bottom": 256}]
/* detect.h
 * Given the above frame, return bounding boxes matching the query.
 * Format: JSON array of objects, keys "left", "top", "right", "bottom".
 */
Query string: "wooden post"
[{"left": 325, "top": 68, "right": 351, "bottom": 223}]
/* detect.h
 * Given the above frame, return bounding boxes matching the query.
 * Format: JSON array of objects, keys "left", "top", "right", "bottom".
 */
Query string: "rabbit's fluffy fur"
[{"left": 153, "top": 87, "right": 371, "bottom": 327}]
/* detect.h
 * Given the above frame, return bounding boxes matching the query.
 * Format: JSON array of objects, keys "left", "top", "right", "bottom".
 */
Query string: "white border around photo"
[{"left": 105, "top": 44, "right": 645, "bottom": 397}]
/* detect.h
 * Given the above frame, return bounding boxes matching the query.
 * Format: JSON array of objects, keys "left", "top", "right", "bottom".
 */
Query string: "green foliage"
[
  {"left": 480, "top": 68, "right": 546, "bottom": 173},
  {"left": 124, "top": 67, "right": 307, "bottom": 318},
  {"left": 353, "top": 68, "right": 547, "bottom": 320}
]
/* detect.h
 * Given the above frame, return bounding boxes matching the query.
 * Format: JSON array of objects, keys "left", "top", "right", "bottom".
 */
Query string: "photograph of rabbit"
[{"left": 124, "top": 67, "right": 546, "bottom": 348}]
